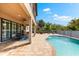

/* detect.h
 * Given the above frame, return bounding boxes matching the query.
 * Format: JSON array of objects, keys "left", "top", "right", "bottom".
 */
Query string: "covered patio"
[{"left": 0, "top": 3, "right": 37, "bottom": 43}]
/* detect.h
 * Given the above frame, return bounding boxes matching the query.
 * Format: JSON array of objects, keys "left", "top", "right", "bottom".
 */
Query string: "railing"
[
  {"left": 36, "top": 30, "right": 79, "bottom": 38},
  {"left": 56, "top": 31, "right": 79, "bottom": 38}
]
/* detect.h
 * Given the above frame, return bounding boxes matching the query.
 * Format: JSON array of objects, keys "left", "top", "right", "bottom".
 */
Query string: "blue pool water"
[{"left": 47, "top": 36, "right": 79, "bottom": 56}]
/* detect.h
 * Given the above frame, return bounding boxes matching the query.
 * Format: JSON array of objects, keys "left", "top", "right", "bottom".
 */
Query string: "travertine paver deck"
[{"left": 0, "top": 33, "right": 55, "bottom": 56}]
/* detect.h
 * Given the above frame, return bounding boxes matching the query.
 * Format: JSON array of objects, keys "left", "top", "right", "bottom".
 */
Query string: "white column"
[
  {"left": 34, "top": 25, "right": 36, "bottom": 36},
  {"left": 29, "top": 18, "right": 32, "bottom": 42}
]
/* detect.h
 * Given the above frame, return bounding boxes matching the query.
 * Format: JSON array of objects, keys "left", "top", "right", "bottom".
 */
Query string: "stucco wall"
[{"left": 23, "top": 3, "right": 36, "bottom": 25}]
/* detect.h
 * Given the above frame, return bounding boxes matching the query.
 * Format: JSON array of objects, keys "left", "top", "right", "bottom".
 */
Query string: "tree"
[
  {"left": 36, "top": 18, "right": 79, "bottom": 33},
  {"left": 37, "top": 20, "right": 45, "bottom": 29},
  {"left": 67, "top": 18, "right": 79, "bottom": 30},
  {"left": 37, "top": 20, "right": 45, "bottom": 33},
  {"left": 44, "top": 22, "right": 52, "bottom": 30}
]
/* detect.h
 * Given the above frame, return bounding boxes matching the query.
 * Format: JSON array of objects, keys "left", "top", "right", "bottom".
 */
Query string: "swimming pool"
[{"left": 47, "top": 35, "right": 79, "bottom": 56}]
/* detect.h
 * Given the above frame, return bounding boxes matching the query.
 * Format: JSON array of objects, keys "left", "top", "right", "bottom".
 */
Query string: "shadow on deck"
[{"left": 0, "top": 39, "right": 30, "bottom": 52}]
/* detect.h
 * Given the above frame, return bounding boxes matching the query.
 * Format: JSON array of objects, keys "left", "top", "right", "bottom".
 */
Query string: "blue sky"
[{"left": 36, "top": 3, "right": 79, "bottom": 26}]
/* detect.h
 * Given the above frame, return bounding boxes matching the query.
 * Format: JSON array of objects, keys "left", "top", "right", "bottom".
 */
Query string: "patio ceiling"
[{"left": 0, "top": 3, "right": 29, "bottom": 23}]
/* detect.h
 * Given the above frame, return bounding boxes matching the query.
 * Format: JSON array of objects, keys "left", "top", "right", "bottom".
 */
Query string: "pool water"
[{"left": 47, "top": 36, "right": 79, "bottom": 56}]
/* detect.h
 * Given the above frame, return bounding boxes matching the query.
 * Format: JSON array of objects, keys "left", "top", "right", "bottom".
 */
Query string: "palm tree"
[{"left": 67, "top": 18, "right": 79, "bottom": 30}]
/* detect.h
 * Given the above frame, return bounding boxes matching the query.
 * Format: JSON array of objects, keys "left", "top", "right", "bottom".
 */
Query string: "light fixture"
[{"left": 18, "top": 14, "right": 21, "bottom": 17}]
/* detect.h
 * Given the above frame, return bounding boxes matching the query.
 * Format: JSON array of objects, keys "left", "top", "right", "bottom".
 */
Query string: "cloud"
[
  {"left": 51, "top": 14, "right": 75, "bottom": 25},
  {"left": 53, "top": 14, "right": 58, "bottom": 17},
  {"left": 53, "top": 14, "right": 74, "bottom": 21},
  {"left": 43, "top": 8, "right": 51, "bottom": 12}
]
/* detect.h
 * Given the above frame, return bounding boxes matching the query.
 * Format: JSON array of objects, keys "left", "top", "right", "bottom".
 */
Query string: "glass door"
[
  {"left": 2, "top": 19, "right": 11, "bottom": 41},
  {"left": 20, "top": 25, "right": 24, "bottom": 34},
  {"left": 2, "top": 20, "right": 7, "bottom": 41},
  {"left": 6, "top": 20, "right": 10, "bottom": 39},
  {"left": 0, "top": 18, "right": 1, "bottom": 42},
  {"left": 12, "top": 22, "right": 16, "bottom": 37},
  {"left": 17, "top": 24, "right": 21, "bottom": 33}
]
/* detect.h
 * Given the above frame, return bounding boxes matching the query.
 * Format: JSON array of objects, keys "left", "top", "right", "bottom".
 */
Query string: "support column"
[
  {"left": 34, "top": 25, "right": 36, "bottom": 36},
  {"left": 29, "top": 18, "right": 32, "bottom": 43}
]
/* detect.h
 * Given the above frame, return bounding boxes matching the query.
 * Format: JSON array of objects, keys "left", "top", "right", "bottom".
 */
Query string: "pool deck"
[{"left": 0, "top": 33, "right": 55, "bottom": 56}]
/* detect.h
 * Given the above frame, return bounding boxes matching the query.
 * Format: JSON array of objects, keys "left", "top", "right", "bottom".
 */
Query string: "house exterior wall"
[
  {"left": 0, "top": 3, "right": 37, "bottom": 42},
  {"left": 22, "top": 3, "right": 37, "bottom": 25}
]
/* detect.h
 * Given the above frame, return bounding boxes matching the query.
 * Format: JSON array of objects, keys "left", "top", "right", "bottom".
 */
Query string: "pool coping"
[{"left": 46, "top": 34, "right": 56, "bottom": 56}]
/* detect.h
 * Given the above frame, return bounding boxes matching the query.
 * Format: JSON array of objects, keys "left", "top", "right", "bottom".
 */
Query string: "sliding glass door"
[
  {"left": 6, "top": 20, "right": 10, "bottom": 39},
  {"left": 0, "top": 18, "right": 1, "bottom": 42},
  {"left": 0, "top": 17, "right": 25, "bottom": 42},
  {"left": 12, "top": 22, "right": 16, "bottom": 37},
  {"left": 16, "top": 24, "right": 21, "bottom": 34},
  {"left": 2, "top": 20, "right": 7, "bottom": 41},
  {"left": 21, "top": 25, "right": 25, "bottom": 34},
  {"left": 2, "top": 19, "right": 10, "bottom": 41}
]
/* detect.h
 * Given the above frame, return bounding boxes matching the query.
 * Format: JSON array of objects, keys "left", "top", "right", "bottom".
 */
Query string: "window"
[{"left": 26, "top": 26, "right": 29, "bottom": 32}]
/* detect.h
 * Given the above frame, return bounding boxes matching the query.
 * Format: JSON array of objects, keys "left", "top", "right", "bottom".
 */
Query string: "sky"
[{"left": 36, "top": 3, "right": 79, "bottom": 26}]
